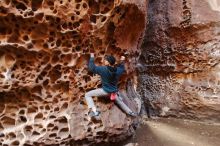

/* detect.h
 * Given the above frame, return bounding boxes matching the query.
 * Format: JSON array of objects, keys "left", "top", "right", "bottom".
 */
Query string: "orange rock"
[{"left": 0, "top": 0, "right": 147, "bottom": 145}]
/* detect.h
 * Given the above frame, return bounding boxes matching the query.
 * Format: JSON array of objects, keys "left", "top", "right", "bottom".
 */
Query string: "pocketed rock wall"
[
  {"left": 138, "top": 0, "right": 220, "bottom": 122},
  {"left": 0, "top": 0, "right": 146, "bottom": 145}
]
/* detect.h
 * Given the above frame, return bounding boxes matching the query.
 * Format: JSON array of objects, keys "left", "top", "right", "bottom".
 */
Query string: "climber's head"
[{"left": 103, "top": 55, "right": 116, "bottom": 66}]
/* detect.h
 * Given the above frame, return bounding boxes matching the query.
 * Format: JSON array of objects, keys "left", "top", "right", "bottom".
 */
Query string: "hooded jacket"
[{"left": 88, "top": 57, "right": 125, "bottom": 93}]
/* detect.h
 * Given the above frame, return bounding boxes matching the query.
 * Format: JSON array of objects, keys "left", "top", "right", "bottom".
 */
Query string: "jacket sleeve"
[
  {"left": 116, "top": 62, "right": 125, "bottom": 76},
  {"left": 88, "top": 57, "right": 104, "bottom": 75}
]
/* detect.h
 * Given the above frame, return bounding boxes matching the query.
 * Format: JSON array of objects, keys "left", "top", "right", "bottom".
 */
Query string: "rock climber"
[{"left": 84, "top": 53, "right": 126, "bottom": 120}]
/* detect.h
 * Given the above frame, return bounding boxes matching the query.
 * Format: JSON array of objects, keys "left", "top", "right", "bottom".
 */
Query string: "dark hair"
[{"left": 104, "top": 55, "right": 116, "bottom": 65}]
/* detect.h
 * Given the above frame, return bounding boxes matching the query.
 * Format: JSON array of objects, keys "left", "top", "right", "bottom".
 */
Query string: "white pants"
[
  {"left": 84, "top": 88, "right": 135, "bottom": 116},
  {"left": 84, "top": 88, "right": 109, "bottom": 109}
]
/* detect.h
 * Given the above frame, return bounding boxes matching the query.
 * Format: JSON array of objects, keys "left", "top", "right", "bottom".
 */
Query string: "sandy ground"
[{"left": 121, "top": 117, "right": 220, "bottom": 146}]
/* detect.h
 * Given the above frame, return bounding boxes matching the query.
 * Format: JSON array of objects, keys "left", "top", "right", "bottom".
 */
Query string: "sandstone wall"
[
  {"left": 0, "top": 0, "right": 147, "bottom": 145},
  {"left": 138, "top": 0, "right": 220, "bottom": 122}
]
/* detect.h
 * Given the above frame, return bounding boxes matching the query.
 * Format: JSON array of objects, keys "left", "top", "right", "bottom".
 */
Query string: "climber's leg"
[
  {"left": 84, "top": 88, "right": 109, "bottom": 114},
  {"left": 115, "top": 95, "right": 136, "bottom": 116}
]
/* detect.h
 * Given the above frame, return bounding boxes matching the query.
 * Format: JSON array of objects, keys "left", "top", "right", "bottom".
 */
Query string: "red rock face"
[
  {"left": 0, "top": 0, "right": 146, "bottom": 145},
  {"left": 138, "top": 0, "right": 220, "bottom": 122}
]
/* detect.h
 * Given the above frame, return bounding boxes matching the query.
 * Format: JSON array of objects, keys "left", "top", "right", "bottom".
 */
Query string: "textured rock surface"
[
  {"left": 138, "top": 0, "right": 220, "bottom": 122},
  {"left": 0, "top": 0, "right": 146, "bottom": 145}
]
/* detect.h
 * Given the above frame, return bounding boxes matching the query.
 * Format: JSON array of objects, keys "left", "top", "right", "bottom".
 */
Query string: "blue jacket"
[{"left": 88, "top": 57, "right": 125, "bottom": 93}]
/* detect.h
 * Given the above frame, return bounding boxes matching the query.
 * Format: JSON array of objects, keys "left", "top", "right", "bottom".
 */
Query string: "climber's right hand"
[{"left": 90, "top": 53, "right": 94, "bottom": 58}]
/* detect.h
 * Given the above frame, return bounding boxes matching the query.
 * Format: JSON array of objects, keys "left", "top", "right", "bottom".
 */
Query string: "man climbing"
[{"left": 84, "top": 53, "right": 125, "bottom": 120}]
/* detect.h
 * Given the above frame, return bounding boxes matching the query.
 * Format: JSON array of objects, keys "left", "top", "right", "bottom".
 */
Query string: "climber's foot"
[
  {"left": 129, "top": 111, "right": 137, "bottom": 117},
  {"left": 88, "top": 111, "right": 101, "bottom": 122}
]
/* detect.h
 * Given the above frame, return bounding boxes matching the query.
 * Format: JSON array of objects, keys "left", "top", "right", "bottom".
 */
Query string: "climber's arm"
[
  {"left": 88, "top": 53, "right": 104, "bottom": 75},
  {"left": 116, "top": 56, "right": 126, "bottom": 76}
]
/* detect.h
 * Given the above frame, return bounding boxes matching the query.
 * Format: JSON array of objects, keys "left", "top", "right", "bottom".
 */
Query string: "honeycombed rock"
[{"left": 0, "top": 0, "right": 147, "bottom": 145}]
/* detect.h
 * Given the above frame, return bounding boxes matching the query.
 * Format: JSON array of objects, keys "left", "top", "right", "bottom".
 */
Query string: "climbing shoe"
[
  {"left": 129, "top": 111, "right": 137, "bottom": 117},
  {"left": 88, "top": 111, "right": 101, "bottom": 122}
]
